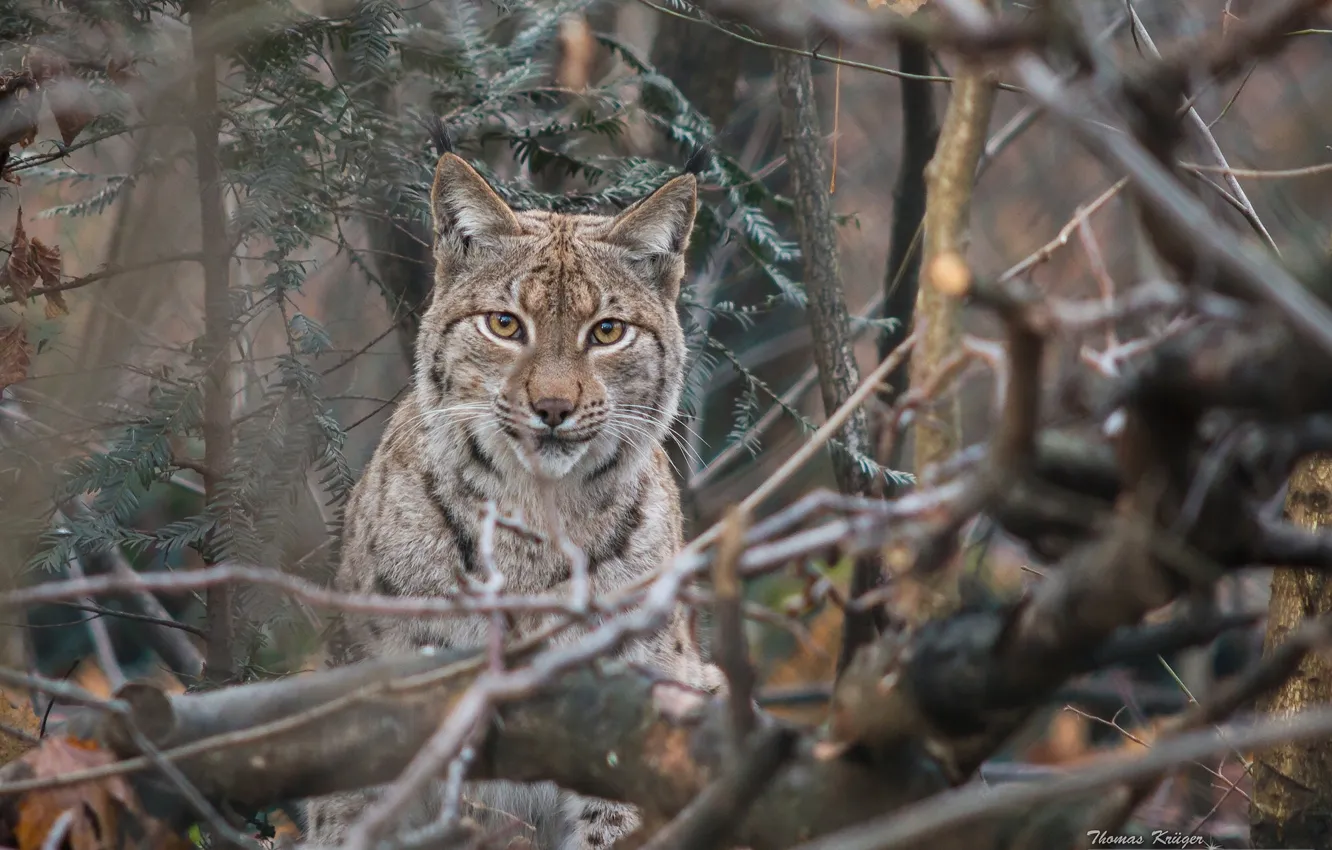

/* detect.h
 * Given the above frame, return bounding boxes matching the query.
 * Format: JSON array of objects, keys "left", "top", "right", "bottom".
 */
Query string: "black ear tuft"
[
  {"left": 425, "top": 116, "right": 454, "bottom": 157},
  {"left": 683, "top": 144, "right": 711, "bottom": 178}
]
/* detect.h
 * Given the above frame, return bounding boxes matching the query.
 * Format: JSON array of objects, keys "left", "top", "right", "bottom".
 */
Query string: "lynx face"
[{"left": 413, "top": 154, "right": 697, "bottom": 479}]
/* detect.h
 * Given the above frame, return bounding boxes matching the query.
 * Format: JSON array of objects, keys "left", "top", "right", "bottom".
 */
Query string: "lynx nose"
[{"left": 532, "top": 397, "right": 575, "bottom": 428}]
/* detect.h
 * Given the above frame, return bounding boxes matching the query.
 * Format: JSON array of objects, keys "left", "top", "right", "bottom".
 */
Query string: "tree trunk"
[
  {"left": 187, "top": 0, "right": 237, "bottom": 687},
  {"left": 907, "top": 57, "right": 994, "bottom": 478},
  {"left": 772, "top": 49, "right": 882, "bottom": 673},
  {"left": 1252, "top": 453, "right": 1332, "bottom": 850},
  {"left": 875, "top": 38, "right": 938, "bottom": 485},
  {"left": 772, "top": 50, "right": 871, "bottom": 500}
]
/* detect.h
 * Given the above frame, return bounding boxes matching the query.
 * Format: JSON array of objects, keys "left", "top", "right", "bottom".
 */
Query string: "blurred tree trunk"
[
  {"left": 325, "top": 0, "right": 431, "bottom": 366},
  {"left": 649, "top": 3, "right": 747, "bottom": 532},
  {"left": 1252, "top": 454, "right": 1332, "bottom": 849},
  {"left": 649, "top": 0, "right": 743, "bottom": 133}
]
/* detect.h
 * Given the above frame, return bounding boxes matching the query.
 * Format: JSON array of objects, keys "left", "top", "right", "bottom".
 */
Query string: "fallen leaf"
[
  {"left": 13, "top": 736, "right": 195, "bottom": 850},
  {"left": 267, "top": 807, "right": 302, "bottom": 841},
  {"left": 0, "top": 690, "right": 41, "bottom": 766},
  {"left": 14, "top": 737, "right": 130, "bottom": 850},
  {"left": 71, "top": 660, "right": 111, "bottom": 701},
  {"left": 0, "top": 323, "right": 31, "bottom": 391},
  {"left": 1, "top": 208, "right": 37, "bottom": 301}
]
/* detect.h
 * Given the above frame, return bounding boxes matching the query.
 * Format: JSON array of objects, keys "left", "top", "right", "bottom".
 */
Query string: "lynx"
[{"left": 303, "top": 147, "right": 723, "bottom": 849}]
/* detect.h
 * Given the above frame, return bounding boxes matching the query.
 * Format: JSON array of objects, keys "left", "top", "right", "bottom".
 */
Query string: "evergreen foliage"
[{"left": 0, "top": 0, "right": 916, "bottom": 681}]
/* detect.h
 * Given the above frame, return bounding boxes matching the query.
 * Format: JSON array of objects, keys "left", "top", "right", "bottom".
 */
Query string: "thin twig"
[
  {"left": 0, "top": 253, "right": 203, "bottom": 307},
  {"left": 632, "top": 0, "right": 1025, "bottom": 89},
  {"left": 1126, "top": 4, "right": 1279, "bottom": 253}
]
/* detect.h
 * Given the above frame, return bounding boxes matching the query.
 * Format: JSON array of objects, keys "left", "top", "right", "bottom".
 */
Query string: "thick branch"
[{"left": 3, "top": 653, "right": 947, "bottom": 850}]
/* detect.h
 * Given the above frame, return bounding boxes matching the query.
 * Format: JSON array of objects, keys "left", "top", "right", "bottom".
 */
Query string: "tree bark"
[
  {"left": 907, "top": 55, "right": 994, "bottom": 479},
  {"left": 772, "top": 48, "right": 882, "bottom": 672},
  {"left": 1253, "top": 453, "right": 1332, "bottom": 850},
  {"left": 773, "top": 50, "right": 871, "bottom": 500},
  {"left": 886, "top": 43, "right": 994, "bottom": 630}
]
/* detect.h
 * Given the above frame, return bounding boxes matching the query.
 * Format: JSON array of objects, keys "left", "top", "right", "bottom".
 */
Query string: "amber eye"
[
  {"left": 486, "top": 312, "right": 523, "bottom": 340},
  {"left": 589, "top": 319, "right": 626, "bottom": 346}
]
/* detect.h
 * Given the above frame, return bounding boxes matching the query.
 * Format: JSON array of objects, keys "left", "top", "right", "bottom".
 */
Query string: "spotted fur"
[{"left": 304, "top": 152, "right": 723, "bottom": 849}]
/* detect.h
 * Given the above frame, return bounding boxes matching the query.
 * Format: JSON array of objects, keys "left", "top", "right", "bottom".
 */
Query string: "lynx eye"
[
  {"left": 589, "top": 319, "right": 626, "bottom": 346},
  {"left": 485, "top": 312, "right": 524, "bottom": 340}
]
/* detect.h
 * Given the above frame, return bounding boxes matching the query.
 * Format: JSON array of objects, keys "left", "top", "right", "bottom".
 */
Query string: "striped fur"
[{"left": 305, "top": 153, "right": 722, "bottom": 849}]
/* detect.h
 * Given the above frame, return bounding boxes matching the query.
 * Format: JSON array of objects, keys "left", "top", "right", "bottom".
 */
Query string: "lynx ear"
[
  {"left": 606, "top": 174, "right": 698, "bottom": 258},
  {"left": 430, "top": 153, "right": 523, "bottom": 250}
]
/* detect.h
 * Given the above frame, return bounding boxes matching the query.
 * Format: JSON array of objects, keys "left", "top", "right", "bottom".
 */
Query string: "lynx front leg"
[
  {"left": 560, "top": 794, "right": 640, "bottom": 850},
  {"left": 304, "top": 789, "right": 380, "bottom": 846},
  {"left": 305, "top": 782, "right": 456, "bottom": 848}
]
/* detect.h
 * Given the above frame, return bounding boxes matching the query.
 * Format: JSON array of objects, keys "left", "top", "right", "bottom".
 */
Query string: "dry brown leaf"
[
  {"left": 43, "top": 291, "right": 68, "bottom": 319},
  {"left": 761, "top": 605, "right": 839, "bottom": 726},
  {"left": 14, "top": 737, "right": 132, "bottom": 850},
  {"left": 30, "top": 238, "right": 60, "bottom": 287},
  {"left": 268, "top": 807, "right": 302, "bottom": 842},
  {"left": 0, "top": 322, "right": 32, "bottom": 392},
  {"left": 24, "top": 48, "right": 70, "bottom": 84},
  {"left": 45, "top": 79, "right": 97, "bottom": 147},
  {"left": 105, "top": 56, "right": 139, "bottom": 86},
  {"left": 29, "top": 237, "right": 66, "bottom": 316},
  {"left": 71, "top": 660, "right": 112, "bottom": 701},
  {"left": 25, "top": 49, "right": 95, "bottom": 147},
  {"left": 0, "top": 72, "right": 42, "bottom": 150},
  {"left": 0, "top": 690, "right": 41, "bottom": 766},
  {"left": 0, "top": 153, "right": 17, "bottom": 185},
  {"left": 1, "top": 207, "right": 38, "bottom": 302},
  {"left": 13, "top": 736, "right": 195, "bottom": 850}
]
